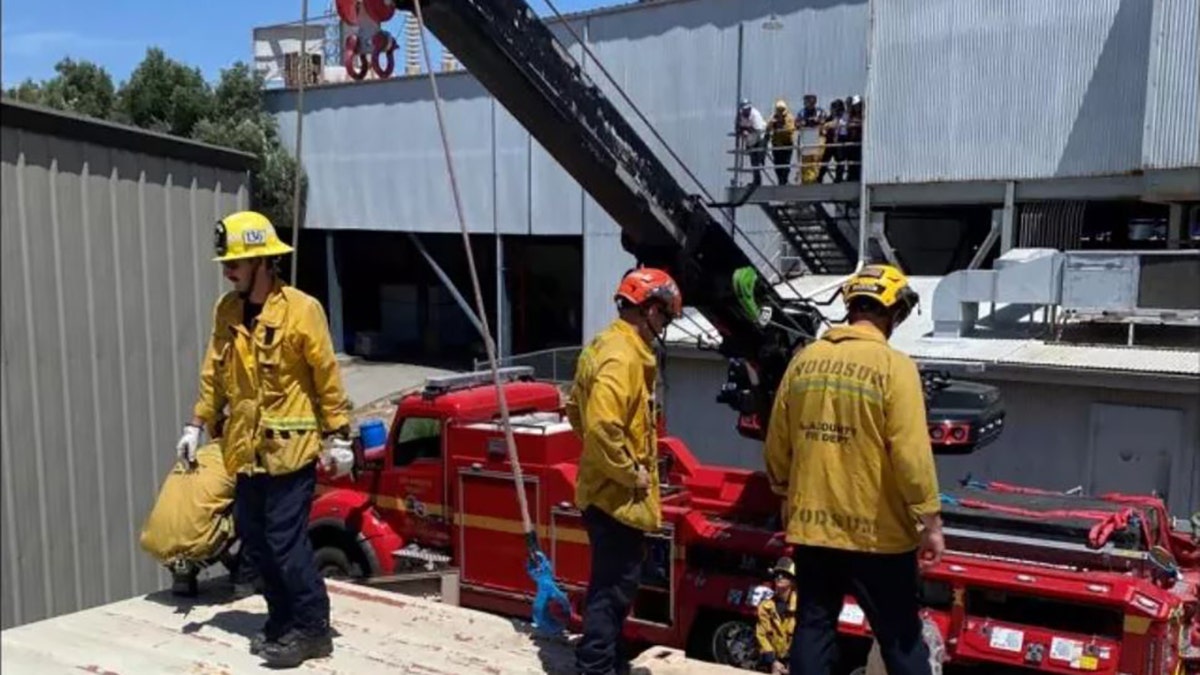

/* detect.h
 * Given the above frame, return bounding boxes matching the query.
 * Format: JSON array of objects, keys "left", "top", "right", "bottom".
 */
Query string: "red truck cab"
[{"left": 308, "top": 368, "right": 562, "bottom": 578}]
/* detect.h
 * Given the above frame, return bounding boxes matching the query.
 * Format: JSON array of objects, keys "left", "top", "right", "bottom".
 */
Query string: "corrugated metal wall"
[
  {"left": 0, "top": 106, "right": 252, "bottom": 629},
  {"left": 1141, "top": 0, "right": 1200, "bottom": 170},
  {"left": 267, "top": 0, "right": 870, "bottom": 339},
  {"left": 867, "top": 0, "right": 1155, "bottom": 184}
]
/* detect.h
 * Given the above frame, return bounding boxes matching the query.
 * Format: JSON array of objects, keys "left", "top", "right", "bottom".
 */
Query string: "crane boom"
[{"left": 400, "top": 0, "right": 1004, "bottom": 448}]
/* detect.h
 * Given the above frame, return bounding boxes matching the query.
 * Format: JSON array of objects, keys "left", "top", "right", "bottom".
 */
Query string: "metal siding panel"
[
  {"left": 530, "top": 20, "right": 586, "bottom": 236},
  {"left": 586, "top": 0, "right": 743, "bottom": 199},
  {"left": 19, "top": 131, "right": 74, "bottom": 622},
  {"left": 492, "top": 100, "right": 533, "bottom": 235},
  {"left": 136, "top": 154, "right": 176, "bottom": 593},
  {"left": 868, "top": 0, "right": 1153, "bottom": 184},
  {"left": 275, "top": 77, "right": 496, "bottom": 233},
  {"left": 1, "top": 125, "right": 31, "bottom": 628},
  {"left": 47, "top": 136, "right": 90, "bottom": 614},
  {"left": 1142, "top": 0, "right": 1200, "bottom": 169},
  {"left": 1, "top": 119, "right": 249, "bottom": 628},
  {"left": 582, "top": 201, "right": 634, "bottom": 340},
  {"left": 166, "top": 160, "right": 202, "bottom": 430},
  {"left": 81, "top": 144, "right": 120, "bottom": 607},
  {"left": 739, "top": 0, "right": 870, "bottom": 121}
]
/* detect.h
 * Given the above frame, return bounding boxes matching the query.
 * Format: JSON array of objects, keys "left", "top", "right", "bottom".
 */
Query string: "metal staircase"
[{"left": 761, "top": 202, "right": 858, "bottom": 275}]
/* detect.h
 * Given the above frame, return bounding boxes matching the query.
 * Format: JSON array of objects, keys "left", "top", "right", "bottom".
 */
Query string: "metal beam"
[
  {"left": 1000, "top": 181, "right": 1016, "bottom": 253},
  {"left": 325, "top": 231, "right": 344, "bottom": 353},
  {"left": 869, "top": 211, "right": 901, "bottom": 267},
  {"left": 1167, "top": 203, "right": 1184, "bottom": 250},
  {"left": 724, "top": 168, "right": 1200, "bottom": 211},
  {"left": 724, "top": 181, "right": 862, "bottom": 205},
  {"left": 968, "top": 211, "right": 1002, "bottom": 269},
  {"left": 407, "top": 232, "right": 487, "bottom": 340}
]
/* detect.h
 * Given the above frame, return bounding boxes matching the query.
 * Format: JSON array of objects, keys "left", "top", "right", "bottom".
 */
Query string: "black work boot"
[
  {"left": 259, "top": 628, "right": 333, "bottom": 668},
  {"left": 249, "top": 620, "right": 288, "bottom": 656}
]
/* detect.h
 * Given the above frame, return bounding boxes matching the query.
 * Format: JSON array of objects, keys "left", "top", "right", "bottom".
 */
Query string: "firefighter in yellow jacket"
[
  {"left": 566, "top": 267, "right": 681, "bottom": 675},
  {"left": 757, "top": 557, "right": 798, "bottom": 674},
  {"left": 175, "top": 211, "right": 353, "bottom": 668},
  {"left": 764, "top": 264, "right": 943, "bottom": 675},
  {"left": 768, "top": 99, "right": 797, "bottom": 185}
]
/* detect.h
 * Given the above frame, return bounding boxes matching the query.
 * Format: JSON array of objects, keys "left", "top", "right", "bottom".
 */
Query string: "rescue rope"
[{"left": 412, "top": 1, "right": 570, "bottom": 635}]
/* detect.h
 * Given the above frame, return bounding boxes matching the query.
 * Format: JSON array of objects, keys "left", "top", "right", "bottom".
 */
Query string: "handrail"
[{"left": 474, "top": 345, "right": 583, "bottom": 383}]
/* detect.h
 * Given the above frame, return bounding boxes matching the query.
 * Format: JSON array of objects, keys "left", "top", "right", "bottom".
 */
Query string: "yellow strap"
[{"left": 262, "top": 416, "right": 319, "bottom": 431}]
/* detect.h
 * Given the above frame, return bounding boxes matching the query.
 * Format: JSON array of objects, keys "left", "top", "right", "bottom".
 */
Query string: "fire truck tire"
[
  {"left": 313, "top": 546, "right": 356, "bottom": 580},
  {"left": 689, "top": 616, "right": 759, "bottom": 670}
]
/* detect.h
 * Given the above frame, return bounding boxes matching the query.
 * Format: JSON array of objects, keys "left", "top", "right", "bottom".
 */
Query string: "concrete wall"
[
  {"left": 0, "top": 101, "right": 254, "bottom": 629},
  {"left": 664, "top": 353, "right": 1199, "bottom": 518}
]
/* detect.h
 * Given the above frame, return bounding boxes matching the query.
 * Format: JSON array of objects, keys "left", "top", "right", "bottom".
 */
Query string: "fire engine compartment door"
[
  {"left": 457, "top": 468, "right": 540, "bottom": 594},
  {"left": 550, "top": 506, "right": 675, "bottom": 627}
]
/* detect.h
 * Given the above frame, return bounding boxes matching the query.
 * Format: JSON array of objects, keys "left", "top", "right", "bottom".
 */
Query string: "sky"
[{"left": 1, "top": 0, "right": 613, "bottom": 89}]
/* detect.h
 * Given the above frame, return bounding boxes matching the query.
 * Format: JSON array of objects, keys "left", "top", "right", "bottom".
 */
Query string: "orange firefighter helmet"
[{"left": 614, "top": 268, "right": 683, "bottom": 319}]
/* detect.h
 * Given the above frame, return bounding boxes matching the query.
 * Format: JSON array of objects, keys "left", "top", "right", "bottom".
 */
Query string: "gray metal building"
[
  {"left": 256, "top": 0, "right": 1199, "bottom": 514},
  {"left": 265, "top": 0, "right": 872, "bottom": 345},
  {"left": 0, "top": 100, "right": 254, "bottom": 629},
  {"left": 866, "top": 0, "right": 1200, "bottom": 184}
]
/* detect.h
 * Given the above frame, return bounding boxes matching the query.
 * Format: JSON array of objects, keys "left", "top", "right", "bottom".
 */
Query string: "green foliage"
[
  {"left": 2, "top": 50, "right": 304, "bottom": 230},
  {"left": 190, "top": 61, "right": 305, "bottom": 230},
  {"left": 115, "top": 48, "right": 213, "bottom": 136},
  {"left": 4, "top": 58, "right": 116, "bottom": 119}
]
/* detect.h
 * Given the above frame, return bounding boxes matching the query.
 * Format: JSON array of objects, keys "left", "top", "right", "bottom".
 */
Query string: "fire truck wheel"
[
  {"left": 702, "top": 618, "right": 759, "bottom": 670},
  {"left": 314, "top": 546, "right": 355, "bottom": 580}
]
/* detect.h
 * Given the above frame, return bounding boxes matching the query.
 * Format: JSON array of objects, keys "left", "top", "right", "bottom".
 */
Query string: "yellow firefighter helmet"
[
  {"left": 842, "top": 263, "right": 919, "bottom": 324},
  {"left": 212, "top": 211, "right": 294, "bottom": 263}
]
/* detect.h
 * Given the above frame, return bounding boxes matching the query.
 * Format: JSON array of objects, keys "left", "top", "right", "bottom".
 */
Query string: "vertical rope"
[{"left": 413, "top": 1, "right": 534, "bottom": 537}]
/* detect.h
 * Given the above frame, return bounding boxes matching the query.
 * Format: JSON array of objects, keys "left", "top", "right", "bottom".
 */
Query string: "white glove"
[
  {"left": 321, "top": 437, "right": 355, "bottom": 479},
  {"left": 176, "top": 425, "right": 203, "bottom": 465}
]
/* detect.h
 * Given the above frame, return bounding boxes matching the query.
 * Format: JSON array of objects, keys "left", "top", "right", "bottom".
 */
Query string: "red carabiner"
[
  {"left": 363, "top": 0, "right": 395, "bottom": 24},
  {"left": 370, "top": 31, "right": 396, "bottom": 79},
  {"left": 344, "top": 35, "right": 370, "bottom": 81}
]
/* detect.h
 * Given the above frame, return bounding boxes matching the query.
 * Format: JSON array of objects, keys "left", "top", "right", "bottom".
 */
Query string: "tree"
[
  {"left": 115, "top": 47, "right": 213, "bottom": 136},
  {"left": 190, "top": 62, "right": 305, "bottom": 231},
  {"left": 4, "top": 79, "right": 45, "bottom": 105},
  {"left": 3, "top": 58, "right": 116, "bottom": 119}
]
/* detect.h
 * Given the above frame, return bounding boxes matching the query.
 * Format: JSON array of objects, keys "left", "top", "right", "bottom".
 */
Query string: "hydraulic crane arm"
[{"left": 401, "top": 0, "right": 1004, "bottom": 448}]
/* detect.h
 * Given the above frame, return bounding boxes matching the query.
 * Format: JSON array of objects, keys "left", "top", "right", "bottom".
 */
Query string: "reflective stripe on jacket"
[
  {"left": 565, "top": 319, "right": 661, "bottom": 532},
  {"left": 756, "top": 592, "right": 797, "bottom": 658},
  {"left": 193, "top": 280, "right": 351, "bottom": 476},
  {"left": 763, "top": 324, "right": 939, "bottom": 553}
]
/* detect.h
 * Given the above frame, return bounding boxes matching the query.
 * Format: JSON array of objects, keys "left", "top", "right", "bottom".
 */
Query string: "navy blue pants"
[
  {"left": 235, "top": 462, "right": 329, "bottom": 637},
  {"left": 575, "top": 507, "right": 646, "bottom": 675},
  {"left": 790, "top": 545, "right": 931, "bottom": 675}
]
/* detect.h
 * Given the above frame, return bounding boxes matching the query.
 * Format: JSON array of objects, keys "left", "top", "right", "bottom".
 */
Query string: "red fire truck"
[
  {"left": 315, "top": 0, "right": 1200, "bottom": 670},
  {"left": 309, "top": 367, "right": 1200, "bottom": 674}
]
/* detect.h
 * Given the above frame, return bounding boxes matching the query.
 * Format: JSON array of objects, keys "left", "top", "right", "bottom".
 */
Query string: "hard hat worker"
[
  {"left": 175, "top": 210, "right": 355, "bottom": 668},
  {"left": 757, "top": 557, "right": 798, "bottom": 675},
  {"left": 565, "top": 267, "right": 682, "bottom": 675},
  {"left": 763, "top": 264, "right": 944, "bottom": 675},
  {"left": 767, "top": 99, "right": 796, "bottom": 185}
]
